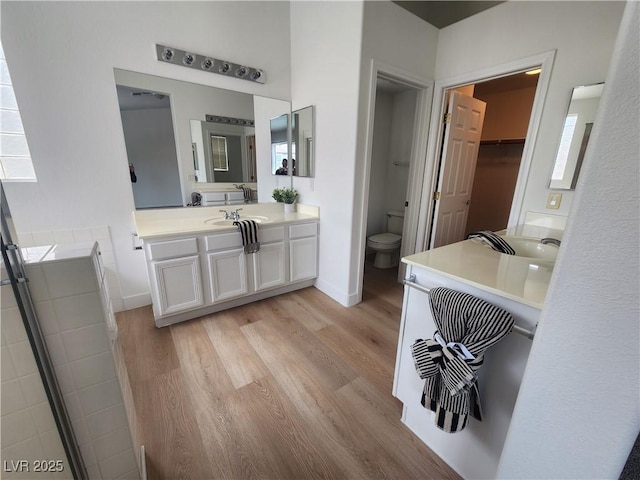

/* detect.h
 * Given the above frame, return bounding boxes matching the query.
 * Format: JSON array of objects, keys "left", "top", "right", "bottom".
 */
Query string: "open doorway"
[
  {"left": 429, "top": 69, "right": 541, "bottom": 248},
  {"left": 363, "top": 77, "right": 419, "bottom": 291}
]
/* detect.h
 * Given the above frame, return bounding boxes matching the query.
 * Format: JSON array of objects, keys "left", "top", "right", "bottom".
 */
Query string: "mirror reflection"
[
  {"left": 189, "top": 119, "right": 256, "bottom": 183},
  {"left": 549, "top": 82, "right": 604, "bottom": 190},
  {"left": 292, "top": 106, "right": 314, "bottom": 177},
  {"left": 270, "top": 114, "right": 289, "bottom": 175},
  {"left": 114, "top": 68, "right": 281, "bottom": 209}
]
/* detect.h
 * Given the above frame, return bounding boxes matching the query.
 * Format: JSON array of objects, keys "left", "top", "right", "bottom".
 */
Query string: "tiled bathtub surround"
[
  {"left": 18, "top": 227, "right": 124, "bottom": 312},
  {"left": 2, "top": 243, "right": 139, "bottom": 479}
]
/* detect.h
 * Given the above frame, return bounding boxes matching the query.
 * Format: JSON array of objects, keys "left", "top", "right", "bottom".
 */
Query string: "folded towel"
[
  {"left": 466, "top": 231, "right": 515, "bottom": 255},
  {"left": 242, "top": 187, "right": 253, "bottom": 203},
  {"left": 234, "top": 220, "right": 260, "bottom": 254}
]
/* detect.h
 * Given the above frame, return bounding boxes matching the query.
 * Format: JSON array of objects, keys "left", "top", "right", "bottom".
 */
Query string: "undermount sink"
[
  {"left": 205, "top": 215, "right": 268, "bottom": 226},
  {"left": 500, "top": 235, "right": 559, "bottom": 262}
]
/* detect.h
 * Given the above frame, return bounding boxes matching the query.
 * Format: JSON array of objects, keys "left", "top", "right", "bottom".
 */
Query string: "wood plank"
[
  {"left": 201, "top": 311, "right": 269, "bottom": 389},
  {"left": 336, "top": 377, "right": 461, "bottom": 480},
  {"left": 133, "top": 368, "right": 209, "bottom": 480},
  {"left": 170, "top": 320, "right": 261, "bottom": 478},
  {"left": 116, "top": 306, "right": 180, "bottom": 385},
  {"left": 116, "top": 267, "right": 460, "bottom": 480},
  {"left": 225, "top": 376, "right": 347, "bottom": 479},
  {"left": 249, "top": 298, "right": 358, "bottom": 391},
  {"left": 241, "top": 318, "right": 399, "bottom": 479},
  {"left": 316, "top": 323, "right": 397, "bottom": 396}
]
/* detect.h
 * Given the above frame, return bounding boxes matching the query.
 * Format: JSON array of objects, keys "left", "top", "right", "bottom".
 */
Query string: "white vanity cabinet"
[
  {"left": 146, "top": 237, "right": 204, "bottom": 317},
  {"left": 394, "top": 262, "right": 540, "bottom": 479},
  {"left": 142, "top": 218, "right": 319, "bottom": 327}
]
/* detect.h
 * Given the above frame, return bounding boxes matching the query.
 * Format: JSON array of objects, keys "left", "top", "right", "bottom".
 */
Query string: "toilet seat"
[{"left": 368, "top": 232, "right": 401, "bottom": 246}]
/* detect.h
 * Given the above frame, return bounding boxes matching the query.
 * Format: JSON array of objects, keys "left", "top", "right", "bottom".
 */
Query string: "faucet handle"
[
  {"left": 234, "top": 208, "right": 243, "bottom": 219},
  {"left": 219, "top": 209, "right": 229, "bottom": 219}
]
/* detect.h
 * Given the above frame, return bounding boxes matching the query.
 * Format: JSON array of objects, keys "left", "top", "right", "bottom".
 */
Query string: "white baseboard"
[
  {"left": 122, "top": 292, "right": 152, "bottom": 311},
  {"left": 314, "top": 278, "right": 360, "bottom": 307}
]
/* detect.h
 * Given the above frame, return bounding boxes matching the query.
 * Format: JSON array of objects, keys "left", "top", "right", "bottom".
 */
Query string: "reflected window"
[
  {"left": 551, "top": 114, "right": 577, "bottom": 181},
  {"left": 211, "top": 135, "right": 229, "bottom": 171},
  {"left": 0, "top": 42, "right": 36, "bottom": 181}
]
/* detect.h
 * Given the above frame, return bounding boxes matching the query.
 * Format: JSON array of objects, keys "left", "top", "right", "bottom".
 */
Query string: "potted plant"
[{"left": 272, "top": 187, "right": 298, "bottom": 213}]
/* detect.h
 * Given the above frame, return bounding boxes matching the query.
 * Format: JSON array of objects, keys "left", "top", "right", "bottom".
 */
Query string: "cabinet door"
[
  {"left": 207, "top": 248, "right": 248, "bottom": 303},
  {"left": 152, "top": 255, "right": 203, "bottom": 317},
  {"left": 289, "top": 236, "right": 318, "bottom": 282},
  {"left": 252, "top": 242, "right": 286, "bottom": 292}
]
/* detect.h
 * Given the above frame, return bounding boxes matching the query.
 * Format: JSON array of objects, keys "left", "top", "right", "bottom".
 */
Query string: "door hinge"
[
  {"left": 433, "top": 191, "right": 441, "bottom": 200},
  {"left": 443, "top": 113, "right": 451, "bottom": 124}
]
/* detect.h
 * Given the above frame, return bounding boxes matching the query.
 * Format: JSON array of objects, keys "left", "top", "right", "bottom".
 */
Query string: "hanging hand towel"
[
  {"left": 466, "top": 230, "right": 516, "bottom": 255},
  {"left": 242, "top": 187, "right": 253, "bottom": 203},
  {"left": 234, "top": 220, "right": 260, "bottom": 254},
  {"left": 410, "top": 287, "right": 514, "bottom": 433}
]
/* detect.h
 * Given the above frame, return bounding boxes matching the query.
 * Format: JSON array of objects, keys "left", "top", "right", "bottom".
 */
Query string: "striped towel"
[
  {"left": 410, "top": 287, "right": 514, "bottom": 433},
  {"left": 466, "top": 230, "right": 516, "bottom": 255},
  {"left": 242, "top": 187, "right": 253, "bottom": 203},
  {"left": 233, "top": 220, "right": 260, "bottom": 254}
]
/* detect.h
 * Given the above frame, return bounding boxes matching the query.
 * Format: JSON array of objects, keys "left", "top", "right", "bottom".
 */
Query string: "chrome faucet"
[
  {"left": 230, "top": 208, "right": 242, "bottom": 221},
  {"left": 233, "top": 183, "right": 245, "bottom": 190},
  {"left": 540, "top": 237, "right": 561, "bottom": 247},
  {"left": 219, "top": 209, "right": 230, "bottom": 220}
]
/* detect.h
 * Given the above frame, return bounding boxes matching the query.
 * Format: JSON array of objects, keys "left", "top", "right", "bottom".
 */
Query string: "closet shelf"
[{"left": 480, "top": 138, "right": 526, "bottom": 145}]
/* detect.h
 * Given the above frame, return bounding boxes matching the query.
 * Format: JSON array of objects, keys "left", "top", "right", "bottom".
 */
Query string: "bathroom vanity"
[
  {"left": 134, "top": 203, "right": 319, "bottom": 327},
  {"left": 393, "top": 225, "right": 560, "bottom": 479}
]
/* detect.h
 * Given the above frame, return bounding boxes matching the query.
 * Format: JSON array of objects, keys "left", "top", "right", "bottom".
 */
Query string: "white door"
[{"left": 430, "top": 91, "right": 486, "bottom": 248}]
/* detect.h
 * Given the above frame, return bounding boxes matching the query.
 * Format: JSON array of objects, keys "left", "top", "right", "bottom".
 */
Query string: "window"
[
  {"left": 210, "top": 135, "right": 229, "bottom": 171},
  {"left": 0, "top": 42, "right": 36, "bottom": 181},
  {"left": 551, "top": 114, "right": 578, "bottom": 181}
]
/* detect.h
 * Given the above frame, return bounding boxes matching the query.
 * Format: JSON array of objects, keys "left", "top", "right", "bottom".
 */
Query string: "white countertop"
[
  {"left": 403, "top": 226, "right": 562, "bottom": 309},
  {"left": 133, "top": 203, "right": 319, "bottom": 239},
  {"left": 21, "top": 242, "right": 98, "bottom": 264}
]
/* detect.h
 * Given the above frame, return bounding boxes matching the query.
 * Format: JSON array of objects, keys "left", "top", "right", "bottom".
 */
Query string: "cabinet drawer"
[
  {"left": 147, "top": 238, "right": 198, "bottom": 261},
  {"left": 202, "top": 192, "right": 226, "bottom": 203},
  {"left": 289, "top": 222, "right": 317, "bottom": 239},
  {"left": 259, "top": 226, "right": 284, "bottom": 244},
  {"left": 226, "top": 191, "right": 245, "bottom": 203},
  {"left": 205, "top": 232, "right": 242, "bottom": 251}
]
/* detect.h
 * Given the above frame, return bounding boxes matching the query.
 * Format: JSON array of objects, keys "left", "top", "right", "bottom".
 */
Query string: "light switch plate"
[{"left": 547, "top": 192, "right": 562, "bottom": 209}]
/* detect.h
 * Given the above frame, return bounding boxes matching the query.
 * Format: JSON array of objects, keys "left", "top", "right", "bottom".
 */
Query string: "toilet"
[{"left": 367, "top": 210, "right": 404, "bottom": 268}]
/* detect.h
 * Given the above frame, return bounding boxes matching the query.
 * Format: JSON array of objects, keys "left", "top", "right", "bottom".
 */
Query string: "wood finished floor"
[{"left": 116, "top": 264, "right": 460, "bottom": 480}]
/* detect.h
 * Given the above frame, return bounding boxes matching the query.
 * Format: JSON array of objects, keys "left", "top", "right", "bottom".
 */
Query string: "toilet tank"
[{"left": 387, "top": 209, "right": 405, "bottom": 235}]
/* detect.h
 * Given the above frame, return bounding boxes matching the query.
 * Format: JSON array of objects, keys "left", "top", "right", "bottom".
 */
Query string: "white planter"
[{"left": 284, "top": 203, "right": 296, "bottom": 214}]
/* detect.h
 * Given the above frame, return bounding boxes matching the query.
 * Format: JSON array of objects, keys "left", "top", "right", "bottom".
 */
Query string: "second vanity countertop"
[
  {"left": 134, "top": 203, "right": 319, "bottom": 239},
  {"left": 402, "top": 225, "right": 563, "bottom": 309}
]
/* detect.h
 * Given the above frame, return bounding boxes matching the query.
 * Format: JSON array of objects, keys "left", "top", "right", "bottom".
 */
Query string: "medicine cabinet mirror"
[
  {"left": 549, "top": 82, "right": 604, "bottom": 190},
  {"left": 270, "top": 105, "right": 314, "bottom": 177}
]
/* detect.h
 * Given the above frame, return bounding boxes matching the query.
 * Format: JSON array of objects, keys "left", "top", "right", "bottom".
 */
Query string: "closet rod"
[{"left": 402, "top": 275, "right": 536, "bottom": 340}]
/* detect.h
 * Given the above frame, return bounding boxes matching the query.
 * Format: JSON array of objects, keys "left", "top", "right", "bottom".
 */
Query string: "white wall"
[
  {"left": 1, "top": 1, "right": 291, "bottom": 309},
  {"left": 435, "top": 1, "right": 625, "bottom": 221},
  {"left": 385, "top": 89, "right": 416, "bottom": 212},
  {"left": 498, "top": 2, "right": 639, "bottom": 477},
  {"left": 288, "top": 0, "right": 438, "bottom": 304},
  {"left": 289, "top": 0, "right": 366, "bottom": 304}
]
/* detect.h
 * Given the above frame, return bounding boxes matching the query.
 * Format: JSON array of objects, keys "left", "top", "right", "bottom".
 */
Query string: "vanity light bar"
[
  {"left": 155, "top": 44, "right": 265, "bottom": 84},
  {"left": 205, "top": 114, "right": 254, "bottom": 127}
]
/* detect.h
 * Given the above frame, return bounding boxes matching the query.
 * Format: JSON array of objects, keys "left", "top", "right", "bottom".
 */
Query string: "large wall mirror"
[
  {"left": 269, "top": 105, "right": 314, "bottom": 177},
  {"left": 549, "top": 82, "right": 604, "bottom": 190},
  {"left": 114, "top": 68, "right": 290, "bottom": 209}
]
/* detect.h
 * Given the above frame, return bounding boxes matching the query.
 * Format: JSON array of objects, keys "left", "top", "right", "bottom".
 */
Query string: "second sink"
[{"left": 500, "top": 235, "right": 559, "bottom": 262}]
